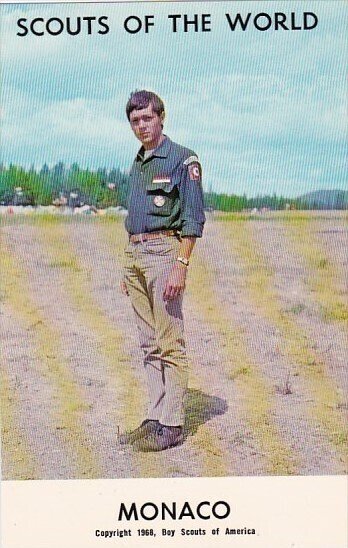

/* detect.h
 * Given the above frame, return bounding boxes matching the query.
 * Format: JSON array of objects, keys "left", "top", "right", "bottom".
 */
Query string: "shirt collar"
[{"left": 137, "top": 135, "right": 171, "bottom": 161}]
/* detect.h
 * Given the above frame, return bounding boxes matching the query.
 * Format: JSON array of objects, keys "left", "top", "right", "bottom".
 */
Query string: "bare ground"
[
  {"left": 1, "top": 213, "right": 347, "bottom": 479},
  {"left": 198, "top": 217, "right": 347, "bottom": 474}
]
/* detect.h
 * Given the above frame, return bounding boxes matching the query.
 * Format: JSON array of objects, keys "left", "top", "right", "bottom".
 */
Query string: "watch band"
[{"left": 177, "top": 256, "right": 189, "bottom": 267}]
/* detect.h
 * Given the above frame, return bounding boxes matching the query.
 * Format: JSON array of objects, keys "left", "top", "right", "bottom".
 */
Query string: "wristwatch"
[{"left": 177, "top": 256, "right": 189, "bottom": 267}]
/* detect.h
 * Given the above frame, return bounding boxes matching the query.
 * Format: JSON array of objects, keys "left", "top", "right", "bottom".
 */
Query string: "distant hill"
[{"left": 297, "top": 189, "right": 348, "bottom": 209}]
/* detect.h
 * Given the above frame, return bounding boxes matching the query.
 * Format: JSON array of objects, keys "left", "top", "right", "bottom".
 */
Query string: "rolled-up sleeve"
[{"left": 178, "top": 155, "right": 205, "bottom": 238}]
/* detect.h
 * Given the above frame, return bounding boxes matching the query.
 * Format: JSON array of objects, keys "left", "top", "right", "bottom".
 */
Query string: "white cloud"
[{"left": 1, "top": 1, "right": 347, "bottom": 195}]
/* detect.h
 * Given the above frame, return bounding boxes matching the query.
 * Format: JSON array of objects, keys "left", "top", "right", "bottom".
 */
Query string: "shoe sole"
[{"left": 133, "top": 436, "right": 184, "bottom": 452}]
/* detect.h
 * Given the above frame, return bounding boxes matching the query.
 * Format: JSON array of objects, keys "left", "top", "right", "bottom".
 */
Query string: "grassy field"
[{"left": 1, "top": 211, "right": 347, "bottom": 479}]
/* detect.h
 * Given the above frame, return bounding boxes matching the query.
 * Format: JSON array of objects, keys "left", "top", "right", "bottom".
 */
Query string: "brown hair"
[{"left": 126, "top": 90, "right": 165, "bottom": 121}]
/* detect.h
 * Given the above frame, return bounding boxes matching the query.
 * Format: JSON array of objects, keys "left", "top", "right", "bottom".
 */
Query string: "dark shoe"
[
  {"left": 133, "top": 424, "right": 184, "bottom": 452},
  {"left": 118, "top": 420, "right": 159, "bottom": 445}
]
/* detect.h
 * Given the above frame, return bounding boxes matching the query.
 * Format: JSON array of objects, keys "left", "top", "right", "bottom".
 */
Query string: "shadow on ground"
[{"left": 184, "top": 388, "right": 227, "bottom": 438}]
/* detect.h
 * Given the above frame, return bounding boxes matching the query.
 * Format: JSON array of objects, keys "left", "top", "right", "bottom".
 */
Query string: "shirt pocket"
[{"left": 146, "top": 180, "right": 177, "bottom": 217}]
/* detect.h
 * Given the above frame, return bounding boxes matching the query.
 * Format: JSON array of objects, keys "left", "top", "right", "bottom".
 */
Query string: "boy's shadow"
[{"left": 183, "top": 388, "right": 227, "bottom": 438}]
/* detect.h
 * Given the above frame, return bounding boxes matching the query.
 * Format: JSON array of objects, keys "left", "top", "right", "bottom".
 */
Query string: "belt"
[{"left": 129, "top": 230, "right": 180, "bottom": 243}]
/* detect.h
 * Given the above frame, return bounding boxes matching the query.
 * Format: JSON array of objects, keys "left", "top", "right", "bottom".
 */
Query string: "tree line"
[
  {"left": 0, "top": 163, "right": 346, "bottom": 210},
  {"left": 0, "top": 163, "right": 128, "bottom": 208}
]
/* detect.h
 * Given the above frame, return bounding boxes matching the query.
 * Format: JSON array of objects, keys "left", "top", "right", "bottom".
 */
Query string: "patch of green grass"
[
  {"left": 317, "top": 258, "right": 328, "bottom": 269},
  {"left": 333, "top": 431, "right": 348, "bottom": 447},
  {"left": 287, "top": 303, "right": 306, "bottom": 315},
  {"left": 0, "top": 213, "right": 124, "bottom": 228},
  {"left": 321, "top": 303, "right": 348, "bottom": 322},
  {"left": 229, "top": 366, "right": 251, "bottom": 380},
  {"left": 305, "top": 357, "right": 319, "bottom": 367},
  {"left": 48, "top": 260, "right": 81, "bottom": 271},
  {"left": 214, "top": 211, "right": 347, "bottom": 223}
]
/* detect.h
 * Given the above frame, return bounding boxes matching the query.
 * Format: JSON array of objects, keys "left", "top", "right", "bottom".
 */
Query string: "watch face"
[{"left": 154, "top": 195, "right": 166, "bottom": 207}]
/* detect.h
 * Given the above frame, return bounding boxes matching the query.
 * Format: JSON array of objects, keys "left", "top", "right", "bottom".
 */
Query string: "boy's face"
[{"left": 129, "top": 104, "right": 164, "bottom": 150}]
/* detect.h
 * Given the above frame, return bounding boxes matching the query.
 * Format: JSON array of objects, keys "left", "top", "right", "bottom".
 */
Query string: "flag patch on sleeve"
[
  {"left": 184, "top": 156, "right": 201, "bottom": 181},
  {"left": 188, "top": 163, "right": 201, "bottom": 181}
]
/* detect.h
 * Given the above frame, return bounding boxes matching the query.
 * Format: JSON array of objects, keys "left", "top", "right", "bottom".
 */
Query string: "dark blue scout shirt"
[{"left": 125, "top": 136, "right": 205, "bottom": 237}]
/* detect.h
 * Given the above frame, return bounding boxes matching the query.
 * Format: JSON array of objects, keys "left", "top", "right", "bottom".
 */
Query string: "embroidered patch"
[
  {"left": 188, "top": 163, "right": 201, "bottom": 181},
  {"left": 154, "top": 195, "right": 166, "bottom": 207},
  {"left": 152, "top": 177, "right": 171, "bottom": 184},
  {"left": 183, "top": 155, "right": 199, "bottom": 166}
]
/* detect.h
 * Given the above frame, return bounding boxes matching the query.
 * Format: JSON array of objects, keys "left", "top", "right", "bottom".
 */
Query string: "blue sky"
[{"left": 1, "top": 1, "right": 347, "bottom": 197}]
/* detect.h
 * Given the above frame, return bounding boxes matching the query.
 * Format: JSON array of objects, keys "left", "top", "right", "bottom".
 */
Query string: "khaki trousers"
[{"left": 123, "top": 235, "right": 188, "bottom": 426}]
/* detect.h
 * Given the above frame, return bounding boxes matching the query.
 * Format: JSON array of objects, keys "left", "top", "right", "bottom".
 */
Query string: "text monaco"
[{"left": 117, "top": 501, "right": 231, "bottom": 521}]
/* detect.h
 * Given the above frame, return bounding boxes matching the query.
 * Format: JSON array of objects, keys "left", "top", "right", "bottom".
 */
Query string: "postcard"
[{"left": 1, "top": 1, "right": 347, "bottom": 546}]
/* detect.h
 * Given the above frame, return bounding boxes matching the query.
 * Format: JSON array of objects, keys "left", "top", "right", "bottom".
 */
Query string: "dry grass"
[
  {"left": 188, "top": 252, "right": 296, "bottom": 475},
  {"left": 1, "top": 243, "right": 102, "bottom": 479},
  {"left": 1, "top": 212, "right": 346, "bottom": 478},
  {"left": 220, "top": 219, "right": 348, "bottom": 457},
  {"left": 284, "top": 216, "right": 348, "bottom": 322},
  {"left": 0, "top": 360, "right": 38, "bottom": 480}
]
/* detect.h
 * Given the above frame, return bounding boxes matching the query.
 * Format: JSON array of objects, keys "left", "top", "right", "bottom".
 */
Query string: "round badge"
[{"left": 154, "top": 195, "right": 166, "bottom": 207}]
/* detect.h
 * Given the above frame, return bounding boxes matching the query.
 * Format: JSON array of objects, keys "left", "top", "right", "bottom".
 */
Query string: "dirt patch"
[{"left": 1, "top": 214, "right": 346, "bottom": 479}]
